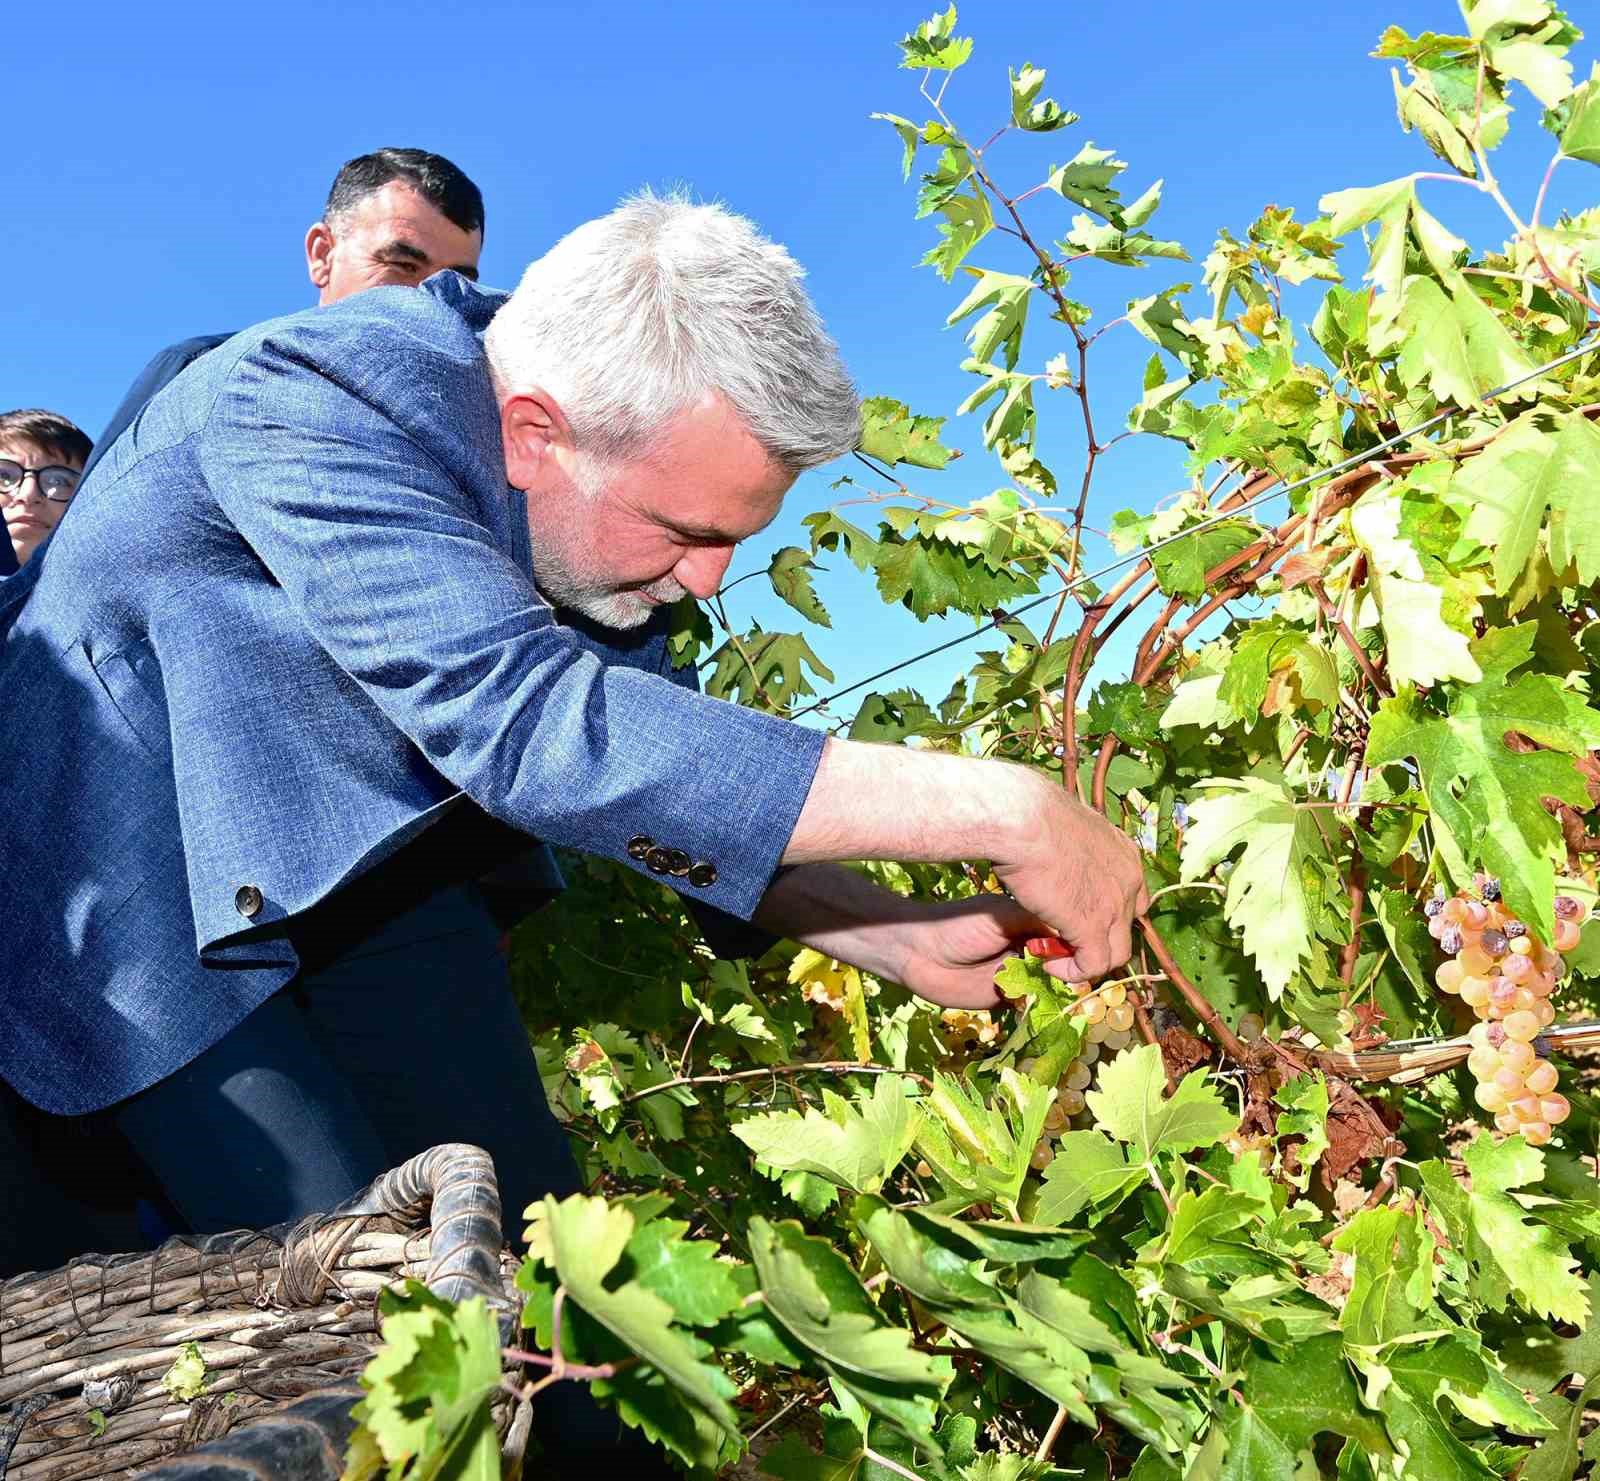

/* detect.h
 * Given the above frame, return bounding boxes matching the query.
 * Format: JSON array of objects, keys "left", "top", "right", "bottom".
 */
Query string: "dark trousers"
[
  {"left": 108, "top": 882, "right": 578, "bottom": 1236},
  {"left": 3, "top": 883, "right": 673, "bottom": 1475}
]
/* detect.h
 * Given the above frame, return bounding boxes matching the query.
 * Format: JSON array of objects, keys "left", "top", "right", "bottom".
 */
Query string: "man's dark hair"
[
  {"left": 0, "top": 409, "right": 92, "bottom": 467},
  {"left": 323, "top": 148, "right": 485, "bottom": 237}
]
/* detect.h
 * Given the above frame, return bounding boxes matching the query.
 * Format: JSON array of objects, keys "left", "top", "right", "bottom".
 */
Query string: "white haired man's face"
[{"left": 503, "top": 391, "right": 793, "bottom": 630}]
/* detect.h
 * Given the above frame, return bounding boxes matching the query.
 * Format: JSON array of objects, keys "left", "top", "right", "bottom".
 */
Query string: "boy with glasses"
[{"left": 0, "top": 409, "right": 91, "bottom": 570}]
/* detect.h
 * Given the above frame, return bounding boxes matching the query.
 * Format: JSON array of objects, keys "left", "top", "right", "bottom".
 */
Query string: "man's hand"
[
  {"left": 888, "top": 894, "right": 1061, "bottom": 1009},
  {"left": 989, "top": 775, "right": 1149, "bottom": 982},
  {"left": 783, "top": 739, "right": 1149, "bottom": 984}
]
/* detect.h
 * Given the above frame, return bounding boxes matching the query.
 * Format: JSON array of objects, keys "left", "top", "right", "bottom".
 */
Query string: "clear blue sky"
[{"left": 7, "top": 1, "right": 1594, "bottom": 721}]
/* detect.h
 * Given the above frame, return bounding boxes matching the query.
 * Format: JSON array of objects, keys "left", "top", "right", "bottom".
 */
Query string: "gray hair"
[{"left": 483, "top": 192, "right": 860, "bottom": 472}]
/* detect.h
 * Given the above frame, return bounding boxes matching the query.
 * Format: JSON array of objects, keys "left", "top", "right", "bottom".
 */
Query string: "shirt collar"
[{"left": 421, "top": 270, "right": 509, "bottom": 332}]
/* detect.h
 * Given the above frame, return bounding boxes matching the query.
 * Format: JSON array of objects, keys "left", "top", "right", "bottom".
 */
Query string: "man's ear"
[
  {"left": 305, "top": 221, "right": 334, "bottom": 293},
  {"left": 501, "top": 390, "right": 576, "bottom": 493}
]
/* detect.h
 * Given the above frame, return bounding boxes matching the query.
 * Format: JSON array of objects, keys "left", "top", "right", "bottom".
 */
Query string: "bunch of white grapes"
[
  {"left": 939, "top": 1008, "right": 1003, "bottom": 1055},
  {"left": 1429, "top": 876, "right": 1585, "bottom": 1147}
]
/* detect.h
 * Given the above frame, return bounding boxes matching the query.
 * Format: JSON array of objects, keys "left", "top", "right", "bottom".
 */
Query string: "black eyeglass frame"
[{"left": 0, "top": 459, "right": 82, "bottom": 503}]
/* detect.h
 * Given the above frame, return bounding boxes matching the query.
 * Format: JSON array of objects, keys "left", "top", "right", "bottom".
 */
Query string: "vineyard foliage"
[{"left": 349, "top": 6, "right": 1600, "bottom": 1479}]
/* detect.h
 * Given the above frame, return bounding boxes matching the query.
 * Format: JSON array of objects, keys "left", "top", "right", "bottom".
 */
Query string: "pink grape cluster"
[{"left": 1429, "top": 878, "right": 1585, "bottom": 1147}]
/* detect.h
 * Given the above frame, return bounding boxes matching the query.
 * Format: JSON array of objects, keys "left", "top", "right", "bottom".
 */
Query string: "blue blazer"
[{"left": 0, "top": 274, "right": 823, "bottom": 1115}]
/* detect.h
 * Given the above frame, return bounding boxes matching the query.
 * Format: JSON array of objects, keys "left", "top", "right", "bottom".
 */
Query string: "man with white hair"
[{"left": 0, "top": 193, "right": 1144, "bottom": 1264}]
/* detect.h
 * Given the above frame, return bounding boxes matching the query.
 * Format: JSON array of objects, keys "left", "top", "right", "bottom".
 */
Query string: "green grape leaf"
[
  {"left": 704, "top": 628, "right": 835, "bottom": 710},
  {"left": 1368, "top": 570, "right": 1483, "bottom": 688},
  {"left": 898, "top": 6, "right": 972, "bottom": 71},
  {"left": 1457, "top": 411, "right": 1600, "bottom": 596},
  {"left": 1273, "top": 1073, "right": 1330, "bottom": 1191},
  {"left": 622, "top": 1214, "right": 747, "bottom": 1327},
  {"left": 1216, "top": 622, "right": 1338, "bottom": 720},
  {"left": 1214, "top": 1333, "right": 1397, "bottom": 1481},
  {"left": 946, "top": 270, "right": 1034, "bottom": 366},
  {"left": 161, "top": 1342, "right": 210, "bottom": 1403},
  {"left": 1148, "top": 522, "right": 1257, "bottom": 602},
  {"left": 1461, "top": 1137, "right": 1589, "bottom": 1325},
  {"left": 1008, "top": 63, "right": 1076, "bottom": 132},
  {"left": 1033, "top": 1130, "right": 1145, "bottom": 1225},
  {"left": 915, "top": 1069, "right": 1052, "bottom": 1216},
  {"left": 1331, "top": 1205, "right": 1440, "bottom": 1346},
  {"left": 859, "top": 395, "right": 956, "bottom": 471},
  {"left": 350, "top": 1285, "right": 503, "bottom": 1481},
  {"left": 1352, "top": 1337, "right": 1552, "bottom": 1481},
  {"left": 1561, "top": 64, "right": 1600, "bottom": 163},
  {"left": 1396, "top": 274, "right": 1542, "bottom": 408},
  {"left": 873, "top": 531, "right": 1039, "bottom": 621},
  {"left": 767, "top": 547, "right": 833, "bottom": 628},
  {"left": 732, "top": 1074, "right": 921, "bottom": 1194},
  {"left": 1495, "top": 1274, "right": 1600, "bottom": 1390},
  {"left": 748, "top": 1217, "right": 952, "bottom": 1448},
  {"left": 1046, "top": 142, "right": 1131, "bottom": 225},
  {"left": 1365, "top": 624, "right": 1600, "bottom": 931},
  {"left": 1161, "top": 1185, "right": 1260, "bottom": 1267},
  {"left": 806, "top": 509, "right": 881, "bottom": 572},
  {"left": 1085, "top": 1044, "right": 1235, "bottom": 1162},
  {"left": 1180, "top": 777, "right": 1328, "bottom": 999},
  {"left": 525, "top": 1195, "right": 742, "bottom": 1437},
  {"left": 871, "top": 111, "right": 923, "bottom": 181}
]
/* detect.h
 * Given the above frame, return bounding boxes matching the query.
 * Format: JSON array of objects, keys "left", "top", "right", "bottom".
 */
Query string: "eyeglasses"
[{"left": 0, "top": 460, "right": 81, "bottom": 503}]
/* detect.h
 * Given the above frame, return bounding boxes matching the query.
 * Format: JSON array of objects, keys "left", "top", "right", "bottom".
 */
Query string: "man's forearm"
[
  {"left": 781, "top": 738, "right": 1042, "bottom": 871},
  {"left": 752, "top": 861, "right": 923, "bottom": 982}
]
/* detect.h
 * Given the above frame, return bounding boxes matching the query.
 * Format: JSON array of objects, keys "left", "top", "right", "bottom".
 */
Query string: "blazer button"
[
  {"left": 235, "top": 884, "right": 264, "bottom": 919},
  {"left": 687, "top": 861, "right": 718, "bottom": 888},
  {"left": 626, "top": 834, "right": 654, "bottom": 861},
  {"left": 666, "top": 849, "right": 692, "bottom": 876},
  {"left": 645, "top": 846, "right": 674, "bottom": 874}
]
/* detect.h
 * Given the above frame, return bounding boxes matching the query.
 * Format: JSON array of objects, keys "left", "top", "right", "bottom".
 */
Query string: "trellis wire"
[{"left": 790, "top": 330, "right": 1600, "bottom": 721}]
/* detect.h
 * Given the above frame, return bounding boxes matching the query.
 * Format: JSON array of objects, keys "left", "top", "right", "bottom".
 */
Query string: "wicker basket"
[{"left": 0, "top": 1143, "right": 519, "bottom": 1481}]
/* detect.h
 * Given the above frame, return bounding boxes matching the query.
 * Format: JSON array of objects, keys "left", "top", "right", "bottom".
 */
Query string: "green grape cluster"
[{"left": 1429, "top": 878, "right": 1585, "bottom": 1147}]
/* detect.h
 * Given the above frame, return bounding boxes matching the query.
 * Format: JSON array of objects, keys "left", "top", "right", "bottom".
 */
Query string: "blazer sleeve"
[{"left": 193, "top": 332, "right": 824, "bottom": 923}]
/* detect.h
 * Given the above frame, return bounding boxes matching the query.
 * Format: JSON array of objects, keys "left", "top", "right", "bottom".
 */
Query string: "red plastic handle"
[{"left": 1024, "top": 935, "right": 1075, "bottom": 960}]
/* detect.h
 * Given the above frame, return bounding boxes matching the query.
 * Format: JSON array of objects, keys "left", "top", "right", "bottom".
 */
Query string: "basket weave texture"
[{"left": 0, "top": 1143, "right": 517, "bottom": 1481}]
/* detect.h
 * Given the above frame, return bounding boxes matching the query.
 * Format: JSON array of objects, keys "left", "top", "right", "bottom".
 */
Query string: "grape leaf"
[
  {"left": 704, "top": 628, "right": 835, "bottom": 710},
  {"left": 1397, "top": 274, "right": 1542, "bottom": 408},
  {"left": 1085, "top": 1044, "right": 1235, "bottom": 1162},
  {"left": 1352, "top": 1337, "right": 1552, "bottom": 1481},
  {"left": 859, "top": 396, "right": 956, "bottom": 471},
  {"left": 1273, "top": 1073, "right": 1330, "bottom": 1191},
  {"left": 349, "top": 1285, "right": 502, "bottom": 1481},
  {"left": 1365, "top": 623, "right": 1600, "bottom": 931},
  {"left": 1214, "top": 1333, "right": 1396, "bottom": 1481},
  {"left": 621, "top": 1214, "right": 747, "bottom": 1327},
  {"left": 524, "top": 1195, "right": 742, "bottom": 1437},
  {"left": 916, "top": 1069, "right": 1052, "bottom": 1215},
  {"left": 1180, "top": 777, "right": 1328, "bottom": 998},
  {"left": 1008, "top": 63, "right": 1076, "bottom": 132},
  {"left": 1161, "top": 1186, "right": 1260, "bottom": 1266},
  {"left": 1561, "top": 63, "right": 1600, "bottom": 163},
  {"left": 767, "top": 547, "right": 833, "bottom": 628},
  {"left": 1033, "top": 1130, "right": 1145, "bottom": 1225},
  {"left": 1461, "top": 1137, "right": 1589, "bottom": 1325},
  {"left": 1457, "top": 411, "right": 1600, "bottom": 596},
  {"left": 1331, "top": 1205, "right": 1440, "bottom": 1346},
  {"left": 898, "top": 6, "right": 971, "bottom": 71},
  {"left": 1046, "top": 143, "right": 1132, "bottom": 225},
  {"left": 733, "top": 1074, "right": 921, "bottom": 1194},
  {"left": 748, "top": 1217, "right": 952, "bottom": 1449}
]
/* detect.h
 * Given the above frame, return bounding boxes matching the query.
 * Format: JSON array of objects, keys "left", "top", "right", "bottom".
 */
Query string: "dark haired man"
[
  {"left": 80, "top": 147, "right": 484, "bottom": 481},
  {"left": 0, "top": 410, "right": 91, "bottom": 571}
]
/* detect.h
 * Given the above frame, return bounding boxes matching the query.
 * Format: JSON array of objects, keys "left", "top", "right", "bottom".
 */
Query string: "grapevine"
[{"left": 347, "top": 7, "right": 1600, "bottom": 1480}]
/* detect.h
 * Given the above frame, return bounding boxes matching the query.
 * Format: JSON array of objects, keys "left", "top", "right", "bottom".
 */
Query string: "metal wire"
[{"left": 789, "top": 330, "right": 1600, "bottom": 720}]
